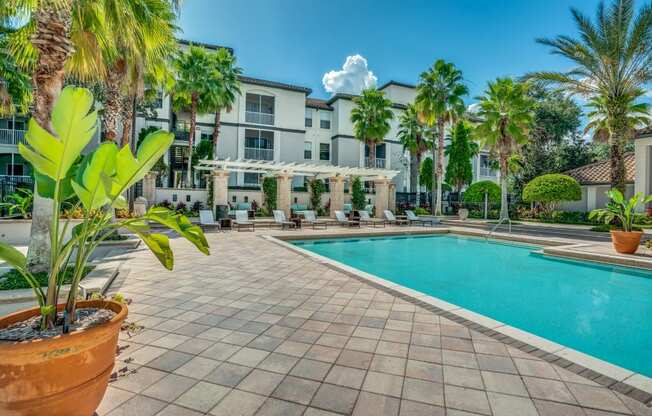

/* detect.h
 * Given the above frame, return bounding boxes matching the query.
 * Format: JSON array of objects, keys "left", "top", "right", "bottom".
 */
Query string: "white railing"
[
  {"left": 365, "top": 158, "right": 386, "bottom": 169},
  {"left": 245, "top": 111, "right": 274, "bottom": 125},
  {"left": 244, "top": 147, "right": 274, "bottom": 161},
  {"left": 0, "top": 129, "right": 26, "bottom": 146},
  {"left": 0, "top": 175, "right": 32, "bottom": 181}
]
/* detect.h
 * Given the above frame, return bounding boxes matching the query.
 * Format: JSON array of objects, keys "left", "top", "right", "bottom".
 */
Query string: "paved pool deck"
[{"left": 98, "top": 226, "right": 652, "bottom": 416}]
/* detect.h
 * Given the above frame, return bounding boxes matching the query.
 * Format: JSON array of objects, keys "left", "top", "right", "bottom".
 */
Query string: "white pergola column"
[
  {"left": 211, "top": 169, "right": 230, "bottom": 209},
  {"left": 388, "top": 182, "right": 396, "bottom": 213},
  {"left": 143, "top": 172, "right": 157, "bottom": 207},
  {"left": 374, "top": 177, "right": 390, "bottom": 218},
  {"left": 276, "top": 172, "right": 293, "bottom": 218},
  {"left": 329, "top": 175, "right": 346, "bottom": 218}
]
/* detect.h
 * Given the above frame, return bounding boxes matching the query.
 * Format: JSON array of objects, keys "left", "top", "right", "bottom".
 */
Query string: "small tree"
[
  {"left": 420, "top": 158, "right": 433, "bottom": 192},
  {"left": 351, "top": 176, "right": 366, "bottom": 210},
  {"left": 522, "top": 174, "right": 581, "bottom": 215},
  {"left": 262, "top": 176, "right": 277, "bottom": 213},
  {"left": 309, "top": 178, "right": 326, "bottom": 214},
  {"left": 445, "top": 121, "right": 477, "bottom": 196},
  {"left": 463, "top": 181, "right": 501, "bottom": 205}
]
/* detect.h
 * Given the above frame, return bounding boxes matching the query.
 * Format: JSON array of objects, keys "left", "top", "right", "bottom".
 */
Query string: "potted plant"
[
  {"left": 0, "top": 87, "right": 209, "bottom": 416},
  {"left": 589, "top": 189, "right": 652, "bottom": 254}
]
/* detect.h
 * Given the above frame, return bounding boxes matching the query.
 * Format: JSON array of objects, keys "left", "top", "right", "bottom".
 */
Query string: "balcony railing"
[
  {"left": 244, "top": 147, "right": 274, "bottom": 161},
  {"left": 173, "top": 130, "right": 191, "bottom": 141},
  {"left": 0, "top": 129, "right": 26, "bottom": 146},
  {"left": 245, "top": 111, "right": 274, "bottom": 125},
  {"left": 365, "top": 158, "right": 386, "bottom": 169}
]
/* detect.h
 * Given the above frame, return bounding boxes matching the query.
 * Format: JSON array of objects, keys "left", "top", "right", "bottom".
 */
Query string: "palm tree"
[
  {"left": 0, "top": 25, "right": 31, "bottom": 115},
  {"left": 475, "top": 78, "right": 535, "bottom": 220},
  {"left": 205, "top": 47, "right": 242, "bottom": 159},
  {"left": 398, "top": 103, "right": 429, "bottom": 207},
  {"left": 527, "top": 0, "right": 652, "bottom": 193},
  {"left": 172, "top": 45, "right": 218, "bottom": 186},
  {"left": 350, "top": 88, "right": 394, "bottom": 168},
  {"left": 415, "top": 60, "right": 468, "bottom": 215},
  {"left": 584, "top": 89, "right": 651, "bottom": 145}
]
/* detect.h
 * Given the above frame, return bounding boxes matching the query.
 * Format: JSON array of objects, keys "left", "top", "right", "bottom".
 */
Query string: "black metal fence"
[{"left": 0, "top": 176, "right": 33, "bottom": 200}]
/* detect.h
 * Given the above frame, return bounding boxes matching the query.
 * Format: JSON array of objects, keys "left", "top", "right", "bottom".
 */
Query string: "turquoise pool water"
[{"left": 293, "top": 234, "right": 652, "bottom": 377}]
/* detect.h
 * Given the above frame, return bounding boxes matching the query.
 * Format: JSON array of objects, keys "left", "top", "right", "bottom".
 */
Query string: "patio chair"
[
  {"left": 199, "top": 210, "right": 221, "bottom": 232},
  {"left": 359, "top": 210, "right": 385, "bottom": 228},
  {"left": 384, "top": 210, "right": 409, "bottom": 226},
  {"left": 335, "top": 210, "right": 360, "bottom": 227},
  {"left": 406, "top": 210, "right": 440, "bottom": 226},
  {"left": 273, "top": 210, "right": 296, "bottom": 230},
  {"left": 234, "top": 210, "right": 255, "bottom": 231},
  {"left": 301, "top": 210, "right": 329, "bottom": 229}
]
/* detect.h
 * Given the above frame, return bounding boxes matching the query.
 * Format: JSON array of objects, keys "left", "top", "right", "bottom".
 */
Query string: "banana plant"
[
  {"left": 0, "top": 86, "right": 209, "bottom": 329},
  {"left": 0, "top": 188, "right": 33, "bottom": 218},
  {"left": 589, "top": 189, "right": 652, "bottom": 232}
]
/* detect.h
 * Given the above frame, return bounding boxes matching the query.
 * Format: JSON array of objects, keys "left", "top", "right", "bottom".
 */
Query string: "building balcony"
[
  {"left": 365, "top": 157, "right": 386, "bottom": 169},
  {"left": 0, "top": 129, "right": 26, "bottom": 146},
  {"left": 244, "top": 147, "right": 274, "bottom": 161},
  {"left": 245, "top": 111, "right": 274, "bottom": 125},
  {"left": 173, "top": 130, "right": 191, "bottom": 141}
]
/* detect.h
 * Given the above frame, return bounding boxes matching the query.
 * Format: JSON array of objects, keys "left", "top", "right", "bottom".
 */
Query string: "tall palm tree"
[
  {"left": 415, "top": 60, "right": 468, "bottom": 215},
  {"left": 206, "top": 47, "right": 242, "bottom": 159},
  {"left": 527, "top": 0, "right": 652, "bottom": 193},
  {"left": 398, "top": 103, "right": 429, "bottom": 207},
  {"left": 172, "top": 45, "right": 218, "bottom": 186},
  {"left": 475, "top": 78, "right": 535, "bottom": 220},
  {"left": 584, "top": 89, "right": 651, "bottom": 144},
  {"left": 350, "top": 88, "right": 394, "bottom": 168}
]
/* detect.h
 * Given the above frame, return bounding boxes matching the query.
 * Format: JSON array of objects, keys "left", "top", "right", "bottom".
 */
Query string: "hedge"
[
  {"left": 522, "top": 174, "right": 581, "bottom": 212},
  {"left": 463, "top": 180, "right": 501, "bottom": 204}
]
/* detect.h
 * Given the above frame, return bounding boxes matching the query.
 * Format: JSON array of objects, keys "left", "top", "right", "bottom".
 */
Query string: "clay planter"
[
  {"left": 0, "top": 300, "right": 128, "bottom": 416},
  {"left": 610, "top": 230, "right": 643, "bottom": 254}
]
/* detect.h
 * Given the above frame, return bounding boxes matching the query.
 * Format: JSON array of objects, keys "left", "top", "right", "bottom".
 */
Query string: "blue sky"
[{"left": 178, "top": 0, "right": 603, "bottom": 102}]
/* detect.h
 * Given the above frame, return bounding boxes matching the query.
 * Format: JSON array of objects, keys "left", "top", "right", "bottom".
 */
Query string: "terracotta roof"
[
  {"left": 306, "top": 98, "right": 332, "bottom": 110},
  {"left": 564, "top": 152, "right": 635, "bottom": 185},
  {"left": 636, "top": 125, "right": 652, "bottom": 137}
]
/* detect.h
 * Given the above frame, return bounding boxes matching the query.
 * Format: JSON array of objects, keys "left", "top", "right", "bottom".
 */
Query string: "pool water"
[{"left": 293, "top": 234, "right": 652, "bottom": 377}]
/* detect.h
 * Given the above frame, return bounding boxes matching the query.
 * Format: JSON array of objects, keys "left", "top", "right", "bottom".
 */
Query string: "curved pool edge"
[{"left": 263, "top": 232, "right": 652, "bottom": 406}]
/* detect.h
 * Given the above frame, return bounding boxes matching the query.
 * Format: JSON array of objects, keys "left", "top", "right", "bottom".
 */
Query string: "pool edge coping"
[{"left": 262, "top": 231, "right": 652, "bottom": 407}]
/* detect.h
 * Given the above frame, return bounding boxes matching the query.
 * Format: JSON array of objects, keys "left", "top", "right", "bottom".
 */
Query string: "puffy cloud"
[{"left": 322, "top": 55, "right": 377, "bottom": 95}]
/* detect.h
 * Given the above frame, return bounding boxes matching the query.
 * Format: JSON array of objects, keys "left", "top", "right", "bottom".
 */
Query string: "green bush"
[
  {"left": 351, "top": 176, "right": 365, "bottom": 210},
  {"left": 0, "top": 266, "right": 94, "bottom": 290},
  {"left": 309, "top": 178, "right": 326, "bottom": 211},
  {"left": 463, "top": 181, "right": 501, "bottom": 204},
  {"left": 522, "top": 174, "right": 581, "bottom": 213},
  {"left": 262, "top": 176, "right": 277, "bottom": 212},
  {"left": 414, "top": 207, "right": 429, "bottom": 215}
]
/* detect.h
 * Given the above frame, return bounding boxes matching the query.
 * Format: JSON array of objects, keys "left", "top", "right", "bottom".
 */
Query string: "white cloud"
[{"left": 322, "top": 54, "right": 377, "bottom": 95}]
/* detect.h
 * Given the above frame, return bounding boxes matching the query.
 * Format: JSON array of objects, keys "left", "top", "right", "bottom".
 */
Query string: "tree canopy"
[
  {"left": 522, "top": 174, "right": 581, "bottom": 213},
  {"left": 445, "top": 121, "right": 477, "bottom": 193},
  {"left": 463, "top": 181, "right": 501, "bottom": 205}
]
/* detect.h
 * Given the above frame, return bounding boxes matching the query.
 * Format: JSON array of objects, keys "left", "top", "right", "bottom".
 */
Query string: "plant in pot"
[
  {"left": 0, "top": 87, "right": 210, "bottom": 416},
  {"left": 589, "top": 189, "right": 651, "bottom": 254}
]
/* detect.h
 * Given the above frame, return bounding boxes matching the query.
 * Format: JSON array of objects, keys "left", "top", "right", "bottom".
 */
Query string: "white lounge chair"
[
  {"left": 234, "top": 210, "right": 255, "bottom": 231},
  {"left": 273, "top": 210, "right": 296, "bottom": 230},
  {"left": 406, "top": 210, "right": 440, "bottom": 226},
  {"left": 301, "top": 210, "right": 329, "bottom": 229},
  {"left": 335, "top": 210, "right": 360, "bottom": 227},
  {"left": 359, "top": 210, "right": 385, "bottom": 227},
  {"left": 384, "top": 210, "right": 409, "bottom": 226},
  {"left": 199, "top": 210, "right": 221, "bottom": 232}
]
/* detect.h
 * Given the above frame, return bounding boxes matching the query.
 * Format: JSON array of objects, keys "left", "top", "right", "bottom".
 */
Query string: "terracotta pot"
[
  {"left": 0, "top": 300, "right": 128, "bottom": 416},
  {"left": 610, "top": 230, "right": 643, "bottom": 254}
]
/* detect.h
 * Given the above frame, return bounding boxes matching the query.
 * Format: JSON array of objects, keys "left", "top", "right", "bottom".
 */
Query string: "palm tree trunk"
[
  {"left": 27, "top": 2, "right": 74, "bottom": 275},
  {"left": 415, "top": 152, "right": 421, "bottom": 207},
  {"left": 609, "top": 136, "right": 627, "bottom": 194},
  {"left": 120, "top": 93, "right": 135, "bottom": 148},
  {"left": 187, "top": 94, "right": 197, "bottom": 187},
  {"left": 434, "top": 119, "right": 445, "bottom": 216},
  {"left": 499, "top": 154, "right": 509, "bottom": 220},
  {"left": 368, "top": 140, "right": 376, "bottom": 167},
  {"left": 102, "top": 63, "right": 124, "bottom": 142},
  {"left": 409, "top": 153, "right": 418, "bottom": 193},
  {"left": 212, "top": 109, "right": 221, "bottom": 160}
]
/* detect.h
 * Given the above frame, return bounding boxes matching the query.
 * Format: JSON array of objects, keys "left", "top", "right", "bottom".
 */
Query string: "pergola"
[{"left": 195, "top": 158, "right": 401, "bottom": 218}]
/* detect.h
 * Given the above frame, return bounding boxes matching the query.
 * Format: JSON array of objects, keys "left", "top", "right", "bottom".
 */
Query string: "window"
[
  {"left": 364, "top": 144, "right": 386, "bottom": 168},
  {"left": 244, "top": 129, "right": 274, "bottom": 160},
  {"left": 320, "top": 111, "right": 331, "bottom": 129},
  {"left": 245, "top": 93, "right": 275, "bottom": 125},
  {"left": 305, "top": 108, "right": 313, "bottom": 127},
  {"left": 319, "top": 143, "right": 330, "bottom": 161},
  {"left": 480, "top": 154, "right": 496, "bottom": 177},
  {"left": 152, "top": 91, "right": 164, "bottom": 108},
  {"left": 304, "top": 141, "right": 312, "bottom": 160},
  {"left": 244, "top": 172, "right": 262, "bottom": 185},
  {"left": 6, "top": 164, "right": 23, "bottom": 176}
]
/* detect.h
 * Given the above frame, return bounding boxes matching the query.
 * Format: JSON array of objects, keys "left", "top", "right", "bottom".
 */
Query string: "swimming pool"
[{"left": 292, "top": 234, "right": 652, "bottom": 377}]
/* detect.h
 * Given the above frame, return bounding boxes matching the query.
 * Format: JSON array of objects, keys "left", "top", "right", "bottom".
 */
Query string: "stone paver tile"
[
  {"left": 106, "top": 394, "right": 167, "bottom": 416},
  {"left": 290, "top": 358, "right": 332, "bottom": 381},
  {"left": 441, "top": 336, "right": 474, "bottom": 353},
  {"left": 475, "top": 354, "right": 517, "bottom": 374},
  {"left": 289, "top": 329, "right": 322, "bottom": 344},
  {"left": 370, "top": 355, "right": 406, "bottom": 376},
  {"left": 237, "top": 369, "right": 285, "bottom": 396},
  {"left": 208, "top": 389, "right": 266, "bottom": 416},
  {"left": 480, "top": 370, "right": 529, "bottom": 397},
  {"left": 173, "top": 381, "right": 230, "bottom": 413},
  {"left": 566, "top": 382, "right": 632, "bottom": 414},
  {"left": 110, "top": 366, "right": 167, "bottom": 393},
  {"left": 141, "top": 373, "right": 197, "bottom": 402},
  {"left": 199, "top": 342, "right": 240, "bottom": 361},
  {"left": 336, "top": 349, "right": 373, "bottom": 369},
  {"left": 221, "top": 331, "right": 258, "bottom": 346},
  {"left": 473, "top": 341, "right": 509, "bottom": 357},
  {"left": 405, "top": 359, "right": 443, "bottom": 383},
  {"left": 443, "top": 365, "right": 484, "bottom": 389},
  {"left": 272, "top": 375, "right": 321, "bottom": 405},
  {"left": 442, "top": 349, "right": 478, "bottom": 369},
  {"left": 305, "top": 345, "right": 341, "bottom": 363},
  {"left": 346, "top": 337, "right": 379, "bottom": 353},
  {"left": 615, "top": 392, "right": 652, "bottom": 416},
  {"left": 174, "top": 338, "right": 214, "bottom": 355},
  {"left": 523, "top": 376, "right": 578, "bottom": 404},
  {"left": 311, "top": 384, "right": 360, "bottom": 414},
  {"left": 226, "top": 347, "right": 269, "bottom": 367},
  {"left": 204, "top": 362, "right": 252, "bottom": 387},
  {"left": 399, "top": 399, "right": 445, "bottom": 416},
  {"left": 316, "top": 333, "right": 349, "bottom": 348},
  {"left": 247, "top": 335, "right": 285, "bottom": 351},
  {"left": 402, "top": 378, "right": 444, "bottom": 406},
  {"left": 304, "top": 409, "right": 341, "bottom": 416},
  {"left": 324, "top": 364, "right": 367, "bottom": 389},
  {"left": 410, "top": 333, "right": 441, "bottom": 348},
  {"left": 256, "top": 397, "right": 305, "bottom": 416},
  {"left": 353, "top": 391, "right": 400, "bottom": 416},
  {"left": 487, "top": 392, "right": 539, "bottom": 416},
  {"left": 155, "top": 404, "right": 204, "bottom": 416},
  {"left": 381, "top": 329, "right": 410, "bottom": 343},
  {"left": 258, "top": 352, "right": 300, "bottom": 374},
  {"left": 444, "top": 385, "right": 492, "bottom": 416},
  {"left": 275, "top": 340, "right": 312, "bottom": 357},
  {"left": 124, "top": 345, "right": 167, "bottom": 365},
  {"left": 96, "top": 386, "right": 135, "bottom": 415},
  {"left": 362, "top": 370, "right": 404, "bottom": 397},
  {"left": 513, "top": 358, "right": 561, "bottom": 379},
  {"left": 173, "top": 356, "right": 221, "bottom": 379},
  {"left": 353, "top": 326, "right": 383, "bottom": 340},
  {"left": 146, "top": 351, "right": 194, "bottom": 372},
  {"left": 150, "top": 333, "right": 190, "bottom": 349},
  {"left": 533, "top": 399, "right": 587, "bottom": 416},
  {"left": 377, "top": 340, "right": 409, "bottom": 358}
]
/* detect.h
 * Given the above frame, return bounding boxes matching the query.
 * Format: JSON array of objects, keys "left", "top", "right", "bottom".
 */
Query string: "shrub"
[
  {"left": 351, "top": 176, "right": 365, "bottom": 210},
  {"left": 463, "top": 181, "right": 501, "bottom": 205},
  {"left": 414, "top": 207, "right": 429, "bottom": 215},
  {"left": 309, "top": 178, "right": 326, "bottom": 211},
  {"left": 262, "top": 176, "right": 277, "bottom": 212},
  {"left": 522, "top": 174, "right": 581, "bottom": 214}
]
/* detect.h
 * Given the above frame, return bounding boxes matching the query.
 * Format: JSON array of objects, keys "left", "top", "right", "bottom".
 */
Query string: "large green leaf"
[
  {"left": 122, "top": 223, "right": 173, "bottom": 270},
  {"left": 71, "top": 142, "right": 117, "bottom": 210},
  {"left": 19, "top": 87, "right": 97, "bottom": 181},
  {"left": 0, "top": 242, "right": 27, "bottom": 273},
  {"left": 144, "top": 207, "right": 210, "bottom": 255}
]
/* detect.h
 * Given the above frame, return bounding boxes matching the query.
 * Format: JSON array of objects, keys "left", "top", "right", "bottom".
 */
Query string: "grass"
[{"left": 0, "top": 266, "right": 94, "bottom": 290}]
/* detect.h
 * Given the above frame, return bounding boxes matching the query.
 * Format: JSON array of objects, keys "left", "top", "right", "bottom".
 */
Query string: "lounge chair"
[
  {"left": 359, "top": 210, "right": 385, "bottom": 227},
  {"left": 234, "top": 210, "right": 255, "bottom": 231},
  {"left": 301, "top": 210, "right": 329, "bottom": 229},
  {"left": 335, "top": 210, "right": 360, "bottom": 227},
  {"left": 384, "top": 210, "right": 409, "bottom": 226},
  {"left": 406, "top": 210, "right": 440, "bottom": 226},
  {"left": 199, "top": 210, "right": 221, "bottom": 232},
  {"left": 273, "top": 210, "right": 296, "bottom": 230}
]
